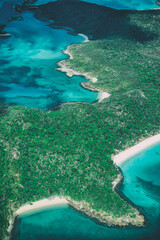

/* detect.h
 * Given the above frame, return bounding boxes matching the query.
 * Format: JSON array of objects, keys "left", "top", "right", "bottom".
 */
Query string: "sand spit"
[{"left": 78, "top": 33, "right": 89, "bottom": 42}]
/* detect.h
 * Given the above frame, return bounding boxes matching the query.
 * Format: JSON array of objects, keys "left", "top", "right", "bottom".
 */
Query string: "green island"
[{"left": 0, "top": 4, "right": 160, "bottom": 240}]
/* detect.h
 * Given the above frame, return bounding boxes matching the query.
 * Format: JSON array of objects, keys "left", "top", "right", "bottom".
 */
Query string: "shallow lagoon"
[
  {"left": 12, "top": 142, "right": 160, "bottom": 240},
  {"left": 0, "top": 0, "right": 159, "bottom": 110},
  {"left": 0, "top": 11, "right": 98, "bottom": 110}
]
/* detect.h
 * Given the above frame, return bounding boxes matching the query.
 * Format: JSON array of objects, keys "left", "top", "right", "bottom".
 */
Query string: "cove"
[
  {"left": 12, "top": 142, "right": 160, "bottom": 240},
  {"left": 0, "top": 9, "right": 98, "bottom": 110}
]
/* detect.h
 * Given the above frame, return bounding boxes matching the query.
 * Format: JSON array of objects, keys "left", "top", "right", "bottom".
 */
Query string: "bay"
[
  {"left": 12, "top": 143, "right": 160, "bottom": 240},
  {"left": 0, "top": 9, "right": 98, "bottom": 110}
]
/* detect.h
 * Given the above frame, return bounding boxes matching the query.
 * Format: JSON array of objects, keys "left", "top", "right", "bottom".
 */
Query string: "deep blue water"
[
  {"left": 0, "top": 1, "right": 23, "bottom": 25},
  {"left": 12, "top": 142, "right": 160, "bottom": 240}
]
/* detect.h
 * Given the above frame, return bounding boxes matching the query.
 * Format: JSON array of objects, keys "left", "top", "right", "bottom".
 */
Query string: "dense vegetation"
[
  {"left": 0, "top": 100, "right": 140, "bottom": 239},
  {"left": 60, "top": 10, "right": 160, "bottom": 95},
  {"left": 0, "top": 2, "right": 160, "bottom": 240}
]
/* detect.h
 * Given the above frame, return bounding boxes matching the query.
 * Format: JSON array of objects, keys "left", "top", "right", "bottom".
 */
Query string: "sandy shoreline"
[
  {"left": 9, "top": 131, "right": 160, "bottom": 234},
  {"left": 78, "top": 33, "right": 89, "bottom": 42},
  {"left": 113, "top": 134, "right": 160, "bottom": 166},
  {"left": 11, "top": 129, "right": 158, "bottom": 229},
  {"left": 15, "top": 197, "right": 68, "bottom": 216},
  {"left": 6, "top": 197, "right": 68, "bottom": 239}
]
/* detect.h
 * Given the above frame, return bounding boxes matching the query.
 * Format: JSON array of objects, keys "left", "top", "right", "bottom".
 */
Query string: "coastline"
[
  {"left": 67, "top": 196, "right": 144, "bottom": 227},
  {"left": 7, "top": 197, "right": 68, "bottom": 240},
  {"left": 10, "top": 130, "right": 158, "bottom": 238},
  {"left": 7, "top": 134, "right": 160, "bottom": 237},
  {"left": 7, "top": 192, "right": 145, "bottom": 240},
  {"left": 1, "top": 3, "right": 160, "bottom": 240},
  {"left": 78, "top": 33, "right": 89, "bottom": 42},
  {"left": 54, "top": 34, "right": 159, "bottom": 227},
  {"left": 56, "top": 34, "right": 111, "bottom": 103},
  {"left": 15, "top": 197, "right": 68, "bottom": 216},
  {"left": 110, "top": 133, "right": 160, "bottom": 228},
  {"left": 9, "top": 192, "right": 145, "bottom": 237},
  {"left": 8, "top": 131, "right": 160, "bottom": 237},
  {"left": 113, "top": 133, "right": 160, "bottom": 166}
]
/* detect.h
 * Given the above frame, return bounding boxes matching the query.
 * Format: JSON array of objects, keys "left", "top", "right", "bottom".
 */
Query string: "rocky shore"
[
  {"left": 67, "top": 196, "right": 145, "bottom": 227},
  {"left": 57, "top": 45, "right": 111, "bottom": 102}
]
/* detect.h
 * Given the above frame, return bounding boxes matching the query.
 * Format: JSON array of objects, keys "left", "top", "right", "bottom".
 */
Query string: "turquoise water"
[
  {"left": 120, "top": 143, "right": 160, "bottom": 218},
  {"left": 80, "top": 0, "right": 159, "bottom": 10},
  {"left": 0, "top": 10, "right": 98, "bottom": 110},
  {"left": 33, "top": 0, "right": 160, "bottom": 10},
  {"left": 12, "top": 142, "right": 160, "bottom": 240},
  {"left": 0, "top": 0, "right": 159, "bottom": 110}
]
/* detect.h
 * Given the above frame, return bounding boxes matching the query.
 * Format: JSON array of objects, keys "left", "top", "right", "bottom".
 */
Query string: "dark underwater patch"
[
  {"left": 33, "top": 0, "right": 158, "bottom": 42},
  {"left": 137, "top": 177, "right": 160, "bottom": 201}
]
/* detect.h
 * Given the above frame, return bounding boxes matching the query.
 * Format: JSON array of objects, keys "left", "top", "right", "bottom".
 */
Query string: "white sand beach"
[
  {"left": 16, "top": 197, "right": 68, "bottom": 216},
  {"left": 78, "top": 33, "right": 89, "bottom": 42},
  {"left": 98, "top": 92, "right": 111, "bottom": 102},
  {"left": 63, "top": 33, "right": 89, "bottom": 59},
  {"left": 113, "top": 134, "right": 160, "bottom": 166}
]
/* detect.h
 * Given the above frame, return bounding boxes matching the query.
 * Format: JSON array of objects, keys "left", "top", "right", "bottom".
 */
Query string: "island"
[{"left": 0, "top": 1, "right": 160, "bottom": 240}]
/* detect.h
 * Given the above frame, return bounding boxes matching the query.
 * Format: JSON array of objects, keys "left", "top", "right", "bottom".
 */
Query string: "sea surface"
[
  {"left": 12, "top": 142, "right": 160, "bottom": 240},
  {"left": 0, "top": 2, "right": 98, "bottom": 110},
  {"left": 34, "top": 0, "right": 159, "bottom": 10}
]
